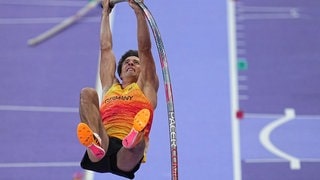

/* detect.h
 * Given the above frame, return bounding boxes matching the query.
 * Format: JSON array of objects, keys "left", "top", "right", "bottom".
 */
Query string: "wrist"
[
  {"left": 102, "top": 9, "right": 111, "bottom": 16},
  {"left": 134, "top": 9, "right": 144, "bottom": 16}
]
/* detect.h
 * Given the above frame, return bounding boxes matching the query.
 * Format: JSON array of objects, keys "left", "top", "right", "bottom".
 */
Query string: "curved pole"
[{"left": 133, "top": 1, "right": 179, "bottom": 179}]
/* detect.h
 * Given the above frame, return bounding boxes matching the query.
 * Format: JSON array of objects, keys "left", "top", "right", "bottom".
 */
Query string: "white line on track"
[
  {"left": 227, "top": 0, "right": 242, "bottom": 179},
  {"left": 259, "top": 108, "right": 301, "bottom": 169},
  {"left": 0, "top": 0, "right": 85, "bottom": 7},
  {"left": 0, "top": 162, "right": 79, "bottom": 168},
  {"left": 244, "top": 158, "right": 320, "bottom": 163},
  {"left": 0, "top": 17, "right": 100, "bottom": 25},
  {"left": 245, "top": 113, "right": 320, "bottom": 120},
  {"left": 0, "top": 105, "right": 78, "bottom": 113}
]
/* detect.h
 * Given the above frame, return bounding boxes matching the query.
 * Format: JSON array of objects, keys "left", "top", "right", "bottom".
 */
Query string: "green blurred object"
[{"left": 238, "top": 58, "right": 248, "bottom": 71}]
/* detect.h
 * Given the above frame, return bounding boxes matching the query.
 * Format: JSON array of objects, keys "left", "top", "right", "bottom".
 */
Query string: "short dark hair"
[{"left": 117, "top": 50, "right": 139, "bottom": 77}]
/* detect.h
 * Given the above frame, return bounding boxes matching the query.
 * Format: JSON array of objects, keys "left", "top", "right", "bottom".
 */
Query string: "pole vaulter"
[{"left": 28, "top": 0, "right": 178, "bottom": 179}]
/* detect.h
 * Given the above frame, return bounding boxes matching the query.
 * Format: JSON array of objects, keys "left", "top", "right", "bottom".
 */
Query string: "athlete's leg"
[
  {"left": 117, "top": 138, "right": 145, "bottom": 172},
  {"left": 117, "top": 109, "right": 150, "bottom": 171},
  {"left": 78, "top": 87, "right": 110, "bottom": 162}
]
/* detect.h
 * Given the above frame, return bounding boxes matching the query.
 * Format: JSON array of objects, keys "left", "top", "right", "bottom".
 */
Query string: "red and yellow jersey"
[{"left": 100, "top": 83, "right": 154, "bottom": 141}]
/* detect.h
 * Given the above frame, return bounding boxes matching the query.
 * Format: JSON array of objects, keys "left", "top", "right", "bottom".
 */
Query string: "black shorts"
[{"left": 80, "top": 137, "right": 142, "bottom": 179}]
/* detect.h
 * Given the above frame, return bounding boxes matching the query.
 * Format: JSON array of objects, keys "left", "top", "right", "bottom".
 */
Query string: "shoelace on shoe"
[{"left": 92, "top": 132, "right": 102, "bottom": 147}]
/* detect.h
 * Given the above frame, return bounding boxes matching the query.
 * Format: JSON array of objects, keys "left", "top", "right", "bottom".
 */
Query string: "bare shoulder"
[{"left": 102, "top": 79, "right": 120, "bottom": 96}]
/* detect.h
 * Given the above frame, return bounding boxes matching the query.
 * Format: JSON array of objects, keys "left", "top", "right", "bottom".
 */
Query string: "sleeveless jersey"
[{"left": 100, "top": 83, "right": 154, "bottom": 141}]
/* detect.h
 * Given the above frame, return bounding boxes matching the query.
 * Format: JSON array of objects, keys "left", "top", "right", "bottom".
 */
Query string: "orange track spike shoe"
[
  {"left": 77, "top": 123, "right": 105, "bottom": 159},
  {"left": 122, "top": 109, "right": 150, "bottom": 149}
]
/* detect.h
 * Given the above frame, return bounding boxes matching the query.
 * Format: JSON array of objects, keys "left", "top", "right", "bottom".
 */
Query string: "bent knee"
[
  {"left": 80, "top": 87, "right": 97, "bottom": 98},
  {"left": 80, "top": 87, "right": 99, "bottom": 103},
  {"left": 80, "top": 87, "right": 96, "bottom": 94}
]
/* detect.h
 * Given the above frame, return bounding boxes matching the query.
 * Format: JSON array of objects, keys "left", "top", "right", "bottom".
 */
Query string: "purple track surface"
[
  {"left": 1, "top": 0, "right": 319, "bottom": 180},
  {"left": 235, "top": 1, "right": 320, "bottom": 179}
]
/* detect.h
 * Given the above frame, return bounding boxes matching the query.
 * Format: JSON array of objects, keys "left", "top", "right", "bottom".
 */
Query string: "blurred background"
[{"left": 0, "top": 0, "right": 319, "bottom": 179}]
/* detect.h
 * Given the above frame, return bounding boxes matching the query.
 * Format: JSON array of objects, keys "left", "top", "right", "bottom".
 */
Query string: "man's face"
[{"left": 121, "top": 56, "right": 141, "bottom": 79}]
